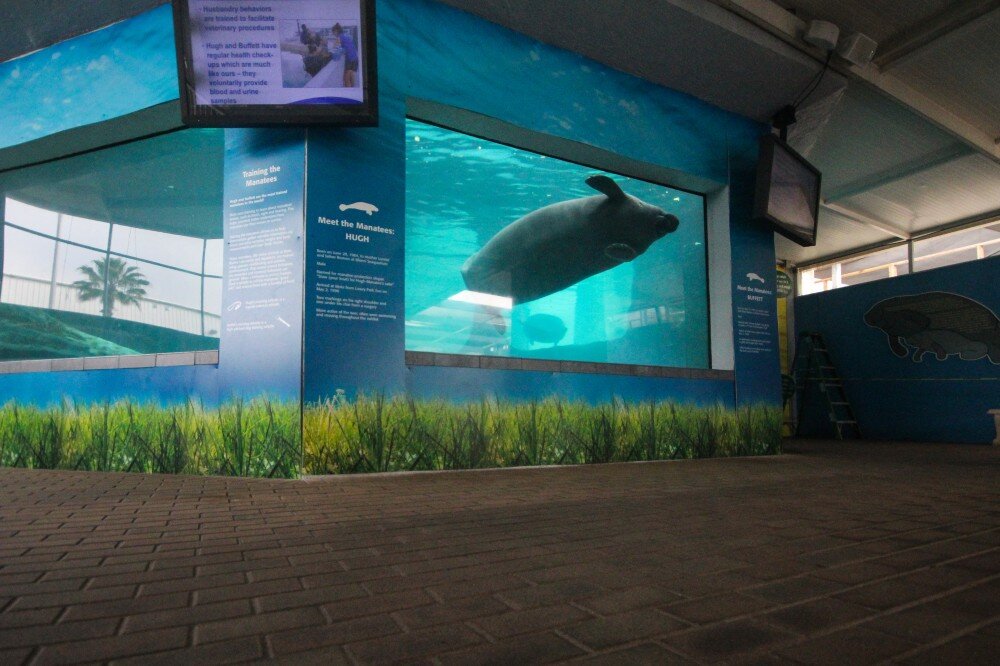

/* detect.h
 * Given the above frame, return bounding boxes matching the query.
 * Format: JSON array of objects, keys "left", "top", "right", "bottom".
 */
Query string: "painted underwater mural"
[{"left": 864, "top": 291, "right": 1000, "bottom": 364}]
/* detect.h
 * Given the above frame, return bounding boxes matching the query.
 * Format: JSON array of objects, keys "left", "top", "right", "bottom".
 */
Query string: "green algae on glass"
[
  {"left": 303, "top": 394, "right": 782, "bottom": 475},
  {"left": 0, "top": 397, "right": 300, "bottom": 478}
]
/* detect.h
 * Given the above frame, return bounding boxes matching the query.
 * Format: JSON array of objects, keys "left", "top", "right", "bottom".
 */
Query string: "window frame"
[
  {"left": 0, "top": 130, "right": 225, "bottom": 372},
  {"left": 402, "top": 105, "right": 719, "bottom": 374},
  {"left": 798, "top": 218, "right": 1000, "bottom": 295}
]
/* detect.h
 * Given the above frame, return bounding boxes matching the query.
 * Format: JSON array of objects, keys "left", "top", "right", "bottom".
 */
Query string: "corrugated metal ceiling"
[
  {"left": 844, "top": 153, "right": 1000, "bottom": 228},
  {"left": 890, "top": 10, "right": 1000, "bottom": 138}
]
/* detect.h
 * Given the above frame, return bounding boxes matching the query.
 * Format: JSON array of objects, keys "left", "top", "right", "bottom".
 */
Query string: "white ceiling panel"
[
  {"left": 890, "top": 10, "right": 1000, "bottom": 139},
  {"left": 839, "top": 153, "right": 1000, "bottom": 229},
  {"left": 795, "top": 83, "right": 964, "bottom": 189}
]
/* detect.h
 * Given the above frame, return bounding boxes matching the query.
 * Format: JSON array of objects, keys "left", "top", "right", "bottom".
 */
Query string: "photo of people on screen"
[{"left": 279, "top": 20, "right": 361, "bottom": 89}]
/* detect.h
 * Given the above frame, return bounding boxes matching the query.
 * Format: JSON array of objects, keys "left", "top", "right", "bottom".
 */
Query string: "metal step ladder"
[{"left": 792, "top": 331, "right": 861, "bottom": 439}]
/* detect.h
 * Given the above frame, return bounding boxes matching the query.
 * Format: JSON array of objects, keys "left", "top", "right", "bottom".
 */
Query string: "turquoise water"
[{"left": 405, "top": 119, "right": 709, "bottom": 369}]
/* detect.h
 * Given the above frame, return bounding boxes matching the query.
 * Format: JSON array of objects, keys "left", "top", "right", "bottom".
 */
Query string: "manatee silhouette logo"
[
  {"left": 863, "top": 291, "right": 1000, "bottom": 364},
  {"left": 747, "top": 272, "right": 766, "bottom": 284},
  {"left": 339, "top": 202, "right": 379, "bottom": 215},
  {"left": 461, "top": 175, "right": 679, "bottom": 304}
]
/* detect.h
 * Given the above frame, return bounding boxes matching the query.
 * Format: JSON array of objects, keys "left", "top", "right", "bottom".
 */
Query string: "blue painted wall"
[
  {"left": 1, "top": 1, "right": 781, "bottom": 414},
  {"left": 0, "top": 365, "right": 221, "bottom": 408},
  {"left": 407, "top": 366, "right": 736, "bottom": 408},
  {"left": 303, "top": 0, "right": 778, "bottom": 407},
  {"left": 795, "top": 256, "right": 1000, "bottom": 443},
  {"left": 729, "top": 161, "right": 783, "bottom": 406}
]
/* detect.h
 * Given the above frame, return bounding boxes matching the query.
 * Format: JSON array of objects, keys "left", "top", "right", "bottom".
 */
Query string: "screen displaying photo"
[
  {"left": 177, "top": 0, "right": 375, "bottom": 124},
  {"left": 404, "top": 119, "right": 710, "bottom": 369}
]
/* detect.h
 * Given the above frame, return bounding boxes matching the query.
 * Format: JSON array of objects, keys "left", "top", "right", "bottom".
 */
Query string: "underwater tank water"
[{"left": 405, "top": 119, "right": 709, "bottom": 369}]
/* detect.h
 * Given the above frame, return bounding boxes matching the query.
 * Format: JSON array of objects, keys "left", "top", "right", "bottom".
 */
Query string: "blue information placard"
[{"left": 221, "top": 128, "right": 306, "bottom": 397}]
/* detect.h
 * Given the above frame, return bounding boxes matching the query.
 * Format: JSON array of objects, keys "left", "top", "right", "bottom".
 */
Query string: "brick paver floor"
[{"left": 1, "top": 439, "right": 997, "bottom": 664}]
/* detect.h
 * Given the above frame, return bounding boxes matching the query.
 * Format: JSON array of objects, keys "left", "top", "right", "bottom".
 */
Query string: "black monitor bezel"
[
  {"left": 172, "top": 0, "right": 379, "bottom": 128},
  {"left": 754, "top": 133, "right": 821, "bottom": 248}
]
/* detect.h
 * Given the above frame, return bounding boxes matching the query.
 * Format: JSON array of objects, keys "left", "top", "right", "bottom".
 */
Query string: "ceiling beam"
[
  {"left": 875, "top": 0, "right": 1000, "bottom": 70},
  {"left": 824, "top": 144, "right": 972, "bottom": 202},
  {"left": 915, "top": 206, "right": 1000, "bottom": 240},
  {"left": 794, "top": 206, "right": 1000, "bottom": 269},
  {"left": 855, "top": 68, "right": 1000, "bottom": 163},
  {"left": 821, "top": 201, "right": 911, "bottom": 240},
  {"left": 707, "top": 0, "right": 1000, "bottom": 165}
]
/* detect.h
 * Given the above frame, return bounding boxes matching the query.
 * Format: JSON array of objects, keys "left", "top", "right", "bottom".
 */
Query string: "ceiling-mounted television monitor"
[
  {"left": 172, "top": 0, "right": 378, "bottom": 127},
  {"left": 754, "top": 134, "right": 821, "bottom": 247}
]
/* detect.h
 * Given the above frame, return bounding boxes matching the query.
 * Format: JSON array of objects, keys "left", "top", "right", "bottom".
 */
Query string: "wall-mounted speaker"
[
  {"left": 803, "top": 20, "right": 840, "bottom": 51},
  {"left": 837, "top": 32, "right": 878, "bottom": 67}
]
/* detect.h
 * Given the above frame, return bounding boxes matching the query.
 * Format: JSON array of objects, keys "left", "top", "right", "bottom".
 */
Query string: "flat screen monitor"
[
  {"left": 172, "top": 0, "right": 378, "bottom": 127},
  {"left": 754, "top": 134, "right": 821, "bottom": 247}
]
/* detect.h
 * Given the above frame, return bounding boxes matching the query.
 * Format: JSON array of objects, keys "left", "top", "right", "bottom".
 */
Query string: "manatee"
[
  {"left": 461, "top": 175, "right": 679, "bottom": 304},
  {"left": 523, "top": 313, "right": 568, "bottom": 346},
  {"left": 863, "top": 291, "right": 1000, "bottom": 364}
]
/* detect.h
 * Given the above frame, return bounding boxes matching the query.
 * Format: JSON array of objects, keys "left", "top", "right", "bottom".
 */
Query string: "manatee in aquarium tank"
[
  {"left": 863, "top": 291, "right": 1000, "bottom": 363},
  {"left": 460, "top": 175, "right": 679, "bottom": 304}
]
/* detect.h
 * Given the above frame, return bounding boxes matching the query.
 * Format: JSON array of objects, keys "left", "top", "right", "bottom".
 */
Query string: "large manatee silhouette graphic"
[
  {"left": 863, "top": 291, "right": 1000, "bottom": 364},
  {"left": 461, "top": 175, "right": 679, "bottom": 304}
]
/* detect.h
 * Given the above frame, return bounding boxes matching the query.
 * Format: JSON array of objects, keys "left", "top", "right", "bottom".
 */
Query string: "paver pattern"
[{"left": 0, "top": 439, "right": 997, "bottom": 664}]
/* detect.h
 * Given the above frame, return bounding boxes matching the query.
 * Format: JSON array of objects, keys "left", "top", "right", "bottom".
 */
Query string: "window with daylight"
[
  {"left": 0, "top": 129, "right": 224, "bottom": 362},
  {"left": 798, "top": 220, "right": 1000, "bottom": 295}
]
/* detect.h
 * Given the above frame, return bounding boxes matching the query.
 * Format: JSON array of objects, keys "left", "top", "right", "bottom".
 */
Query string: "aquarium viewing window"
[
  {"left": 0, "top": 130, "right": 224, "bottom": 362},
  {"left": 404, "top": 118, "right": 710, "bottom": 370}
]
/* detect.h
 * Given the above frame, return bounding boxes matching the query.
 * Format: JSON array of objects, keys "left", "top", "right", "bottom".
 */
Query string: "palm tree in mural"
[{"left": 72, "top": 257, "right": 149, "bottom": 317}]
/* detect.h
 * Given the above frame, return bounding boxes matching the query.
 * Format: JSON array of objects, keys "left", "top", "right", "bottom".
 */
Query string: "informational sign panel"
[
  {"left": 302, "top": 113, "right": 406, "bottom": 401},
  {"left": 734, "top": 274, "right": 777, "bottom": 358},
  {"left": 312, "top": 214, "right": 396, "bottom": 325},
  {"left": 731, "top": 173, "right": 782, "bottom": 406},
  {"left": 221, "top": 128, "right": 305, "bottom": 395},
  {"left": 174, "top": 0, "right": 377, "bottom": 126}
]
